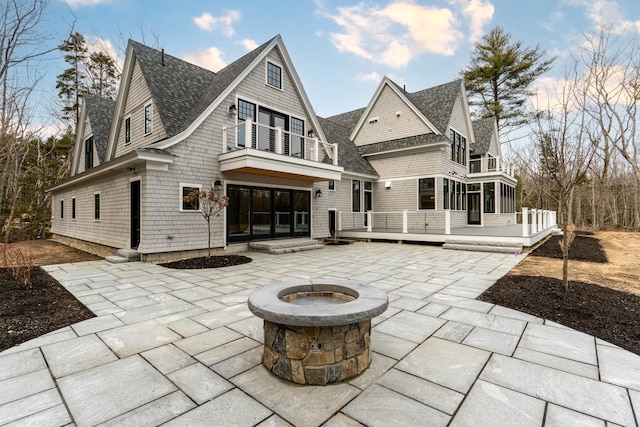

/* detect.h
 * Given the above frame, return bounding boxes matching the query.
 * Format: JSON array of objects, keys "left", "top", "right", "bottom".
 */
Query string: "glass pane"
[
  {"left": 258, "top": 110, "right": 271, "bottom": 151},
  {"left": 274, "top": 191, "right": 291, "bottom": 235},
  {"left": 293, "top": 192, "right": 310, "bottom": 234},
  {"left": 252, "top": 189, "right": 271, "bottom": 235},
  {"left": 419, "top": 178, "right": 435, "bottom": 210},
  {"left": 468, "top": 193, "right": 481, "bottom": 224},
  {"left": 227, "top": 186, "right": 250, "bottom": 237}
]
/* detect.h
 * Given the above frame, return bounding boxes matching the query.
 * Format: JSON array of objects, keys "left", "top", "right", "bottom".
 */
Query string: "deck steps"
[
  {"left": 443, "top": 239, "right": 523, "bottom": 254},
  {"left": 249, "top": 238, "right": 324, "bottom": 255},
  {"left": 105, "top": 248, "right": 141, "bottom": 263}
]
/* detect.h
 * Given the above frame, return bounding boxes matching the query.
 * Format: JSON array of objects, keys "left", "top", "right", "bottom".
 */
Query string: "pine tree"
[
  {"left": 87, "top": 51, "right": 119, "bottom": 99},
  {"left": 56, "top": 32, "right": 88, "bottom": 125},
  {"left": 463, "top": 26, "right": 555, "bottom": 134}
]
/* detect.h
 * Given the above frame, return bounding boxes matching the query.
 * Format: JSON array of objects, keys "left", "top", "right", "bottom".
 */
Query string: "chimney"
[
  {"left": 403, "top": 84, "right": 406, "bottom": 94},
  {"left": 161, "top": 49, "right": 165, "bottom": 66}
]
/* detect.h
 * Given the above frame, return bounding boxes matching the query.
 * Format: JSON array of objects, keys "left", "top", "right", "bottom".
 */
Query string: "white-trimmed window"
[
  {"left": 94, "top": 193, "right": 101, "bottom": 220},
  {"left": 71, "top": 197, "right": 76, "bottom": 220},
  {"left": 328, "top": 180, "right": 335, "bottom": 191},
  {"left": 181, "top": 183, "right": 202, "bottom": 211},
  {"left": 266, "top": 61, "right": 282, "bottom": 90},
  {"left": 418, "top": 177, "right": 436, "bottom": 210},
  {"left": 449, "top": 129, "right": 466, "bottom": 166},
  {"left": 125, "top": 116, "right": 131, "bottom": 144},
  {"left": 60, "top": 199, "right": 64, "bottom": 219},
  {"left": 144, "top": 103, "right": 152, "bottom": 135},
  {"left": 85, "top": 137, "right": 94, "bottom": 169},
  {"left": 352, "top": 180, "right": 361, "bottom": 212}
]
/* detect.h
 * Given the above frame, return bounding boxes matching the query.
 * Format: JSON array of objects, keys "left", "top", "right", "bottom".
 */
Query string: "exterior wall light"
[
  {"left": 308, "top": 129, "right": 314, "bottom": 138},
  {"left": 228, "top": 103, "right": 237, "bottom": 117},
  {"left": 315, "top": 189, "right": 322, "bottom": 197},
  {"left": 214, "top": 178, "right": 223, "bottom": 191}
]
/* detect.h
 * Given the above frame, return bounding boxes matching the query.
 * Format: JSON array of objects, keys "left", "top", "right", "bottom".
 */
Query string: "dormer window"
[
  {"left": 267, "top": 62, "right": 282, "bottom": 90},
  {"left": 125, "top": 116, "right": 131, "bottom": 144},
  {"left": 144, "top": 103, "right": 152, "bottom": 135},
  {"left": 85, "top": 137, "right": 93, "bottom": 169}
]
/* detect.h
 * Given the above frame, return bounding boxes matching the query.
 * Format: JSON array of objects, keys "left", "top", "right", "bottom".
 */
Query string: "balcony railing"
[
  {"left": 469, "top": 156, "right": 515, "bottom": 176},
  {"left": 222, "top": 118, "right": 338, "bottom": 166}
]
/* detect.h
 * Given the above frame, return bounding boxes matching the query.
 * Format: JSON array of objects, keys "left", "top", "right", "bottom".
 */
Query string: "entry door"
[
  {"left": 467, "top": 193, "right": 481, "bottom": 225},
  {"left": 258, "top": 108, "right": 286, "bottom": 151},
  {"left": 130, "top": 180, "right": 141, "bottom": 249}
]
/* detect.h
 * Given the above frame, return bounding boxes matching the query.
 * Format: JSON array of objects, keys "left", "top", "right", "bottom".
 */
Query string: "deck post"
[
  {"left": 531, "top": 209, "right": 537, "bottom": 234},
  {"left": 333, "top": 143, "right": 339, "bottom": 166},
  {"left": 222, "top": 127, "right": 228, "bottom": 153},
  {"left": 275, "top": 127, "right": 283, "bottom": 154},
  {"left": 522, "top": 207, "right": 529, "bottom": 237},
  {"left": 552, "top": 211, "right": 557, "bottom": 227},
  {"left": 402, "top": 210, "right": 408, "bottom": 233},
  {"left": 367, "top": 211, "right": 373, "bottom": 232},
  {"left": 445, "top": 210, "right": 451, "bottom": 235},
  {"left": 537, "top": 209, "right": 543, "bottom": 232},
  {"left": 313, "top": 138, "right": 319, "bottom": 161},
  {"left": 542, "top": 210, "right": 547, "bottom": 229}
]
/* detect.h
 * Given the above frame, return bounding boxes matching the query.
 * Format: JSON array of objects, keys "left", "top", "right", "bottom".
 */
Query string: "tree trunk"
[{"left": 207, "top": 219, "right": 212, "bottom": 258}]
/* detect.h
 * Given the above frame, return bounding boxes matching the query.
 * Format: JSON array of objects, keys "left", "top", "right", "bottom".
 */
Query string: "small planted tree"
[{"left": 183, "top": 187, "right": 229, "bottom": 257}]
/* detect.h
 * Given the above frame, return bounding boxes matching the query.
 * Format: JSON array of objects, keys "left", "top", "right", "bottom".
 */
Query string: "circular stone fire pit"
[{"left": 248, "top": 279, "right": 388, "bottom": 385}]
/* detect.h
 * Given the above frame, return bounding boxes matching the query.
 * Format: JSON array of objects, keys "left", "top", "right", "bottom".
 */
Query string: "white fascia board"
[
  {"left": 70, "top": 100, "right": 90, "bottom": 177},
  {"left": 105, "top": 42, "right": 135, "bottom": 162},
  {"left": 361, "top": 140, "right": 449, "bottom": 158}
]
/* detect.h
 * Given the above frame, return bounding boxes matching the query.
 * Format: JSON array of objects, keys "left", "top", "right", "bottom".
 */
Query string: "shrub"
[{"left": 0, "top": 244, "right": 36, "bottom": 288}]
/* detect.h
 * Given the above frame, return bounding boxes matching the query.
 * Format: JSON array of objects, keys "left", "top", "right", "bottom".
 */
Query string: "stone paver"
[{"left": 1, "top": 242, "right": 638, "bottom": 426}]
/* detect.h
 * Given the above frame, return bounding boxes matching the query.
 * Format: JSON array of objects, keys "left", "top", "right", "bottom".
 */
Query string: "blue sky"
[{"left": 40, "top": 0, "right": 640, "bottom": 130}]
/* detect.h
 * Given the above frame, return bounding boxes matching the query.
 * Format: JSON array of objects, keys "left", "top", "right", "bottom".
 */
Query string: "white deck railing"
[
  {"left": 222, "top": 118, "right": 338, "bottom": 166},
  {"left": 469, "top": 156, "right": 515, "bottom": 176},
  {"left": 337, "top": 208, "right": 557, "bottom": 237}
]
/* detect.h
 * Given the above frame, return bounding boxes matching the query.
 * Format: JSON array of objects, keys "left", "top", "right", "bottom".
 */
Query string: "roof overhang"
[
  {"left": 361, "top": 140, "right": 449, "bottom": 159},
  {"left": 47, "top": 149, "right": 176, "bottom": 192},
  {"left": 467, "top": 171, "right": 518, "bottom": 184},
  {"left": 219, "top": 148, "right": 343, "bottom": 182}
]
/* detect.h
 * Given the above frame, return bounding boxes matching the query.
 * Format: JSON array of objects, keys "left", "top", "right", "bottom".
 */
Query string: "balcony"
[
  {"left": 220, "top": 119, "right": 342, "bottom": 182},
  {"left": 468, "top": 156, "right": 515, "bottom": 177}
]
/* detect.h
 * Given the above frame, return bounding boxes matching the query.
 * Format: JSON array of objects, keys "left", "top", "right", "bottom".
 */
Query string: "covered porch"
[{"left": 337, "top": 207, "right": 558, "bottom": 252}]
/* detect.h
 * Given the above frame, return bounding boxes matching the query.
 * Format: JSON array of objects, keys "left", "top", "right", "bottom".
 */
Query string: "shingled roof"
[
  {"left": 471, "top": 117, "right": 495, "bottom": 155},
  {"left": 131, "top": 37, "right": 275, "bottom": 139},
  {"left": 402, "top": 79, "right": 462, "bottom": 135},
  {"left": 319, "top": 109, "right": 378, "bottom": 176},
  {"left": 84, "top": 95, "right": 115, "bottom": 163}
]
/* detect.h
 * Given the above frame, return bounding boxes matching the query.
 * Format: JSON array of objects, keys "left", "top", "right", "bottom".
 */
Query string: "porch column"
[
  {"left": 496, "top": 156, "right": 501, "bottom": 172},
  {"left": 244, "top": 118, "right": 253, "bottom": 148},
  {"left": 402, "top": 210, "right": 408, "bottom": 233},
  {"left": 367, "top": 211, "right": 373, "bottom": 232},
  {"left": 313, "top": 138, "right": 319, "bottom": 161},
  {"left": 522, "top": 207, "right": 529, "bottom": 237},
  {"left": 531, "top": 209, "right": 537, "bottom": 234},
  {"left": 275, "top": 127, "right": 283, "bottom": 154},
  {"left": 552, "top": 211, "right": 557, "bottom": 227},
  {"left": 445, "top": 210, "right": 451, "bottom": 235},
  {"left": 537, "top": 209, "right": 543, "bottom": 232},
  {"left": 333, "top": 143, "right": 339, "bottom": 166},
  {"left": 337, "top": 211, "right": 342, "bottom": 231}
]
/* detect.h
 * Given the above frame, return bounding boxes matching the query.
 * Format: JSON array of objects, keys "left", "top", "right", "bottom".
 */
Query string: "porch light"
[
  {"left": 214, "top": 178, "right": 223, "bottom": 191},
  {"left": 308, "top": 129, "right": 314, "bottom": 138},
  {"left": 228, "top": 103, "right": 237, "bottom": 117},
  {"left": 315, "top": 188, "right": 322, "bottom": 197}
]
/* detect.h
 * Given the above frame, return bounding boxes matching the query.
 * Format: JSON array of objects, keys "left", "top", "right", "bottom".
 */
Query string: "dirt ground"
[
  {"left": 512, "top": 231, "right": 640, "bottom": 296},
  {"left": 3, "top": 239, "right": 102, "bottom": 265}
]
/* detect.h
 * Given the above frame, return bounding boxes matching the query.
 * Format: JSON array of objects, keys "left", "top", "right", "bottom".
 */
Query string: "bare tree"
[{"left": 183, "top": 188, "right": 229, "bottom": 257}]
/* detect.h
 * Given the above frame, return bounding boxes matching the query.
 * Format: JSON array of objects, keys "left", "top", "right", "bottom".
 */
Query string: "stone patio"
[{"left": 1, "top": 242, "right": 639, "bottom": 426}]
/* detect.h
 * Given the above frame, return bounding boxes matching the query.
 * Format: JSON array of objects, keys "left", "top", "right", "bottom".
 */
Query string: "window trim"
[
  {"left": 180, "top": 183, "right": 202, "bottom": 212},
  {"left": 124, "top": 115, "right": 131, "bottom": 144},
  {"left": 60, "top": 199, "right": 64, "bottom": 219},
  {"left": 84, "top": 136, "right": 94, "bottom": 170},
  {"left": 266, "top": 61, "right": 283, "bottom": 90},
  {"left": 483, "top": 182, "right": 496, "bottom": 214},
  {"left": 352, "top": 179, "right": 361, "bottom": 213},
  {"left": 94, "top": 192, "right": 101, "bottom": 221},
  {"left": 449, "top": 128, "right": 467, "bottom": 166},
  {"left": 71, "top": 197, "right": 76, "bottom": 220},
  {"left": 328, "top": 180, "right": 335, "bottom": 191},
  {"left": 144, "top": 102, "right": 153, "bottom": 136},
  {"left": 418, "top": 177, "right": 436, "bottom": 210}
]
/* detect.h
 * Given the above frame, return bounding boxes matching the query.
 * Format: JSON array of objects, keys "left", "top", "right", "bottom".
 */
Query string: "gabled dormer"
[
  {"left": 470, "top": 117, "right": 515, "bottom": 177},
  {"left": 70, "top": 95, "right": 115, "bottom": 177}
]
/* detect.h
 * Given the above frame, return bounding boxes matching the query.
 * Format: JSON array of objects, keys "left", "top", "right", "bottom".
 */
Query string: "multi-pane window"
[
  {"left": 267, "top": 62, "right": 282, "bottom": 89},
  {"left": 94, "top": 194, "right": 101, "bottom": 220},
  {"left": 290, "top": 117, "right": 304, "bottom": 158},
  {"left": 85, "top": 137, "right": 93, "bottom": 169},
  {"left": 449, "top": 129, "right": 466, "bottom": 165},
  {"left": 181, "top": 185, "right": 201, "bottom": 211},
  {"left": 72, "top": 198, "right": 76, "bottom": 219},
  {"left": 237, "top": 99, "right": 256, "bottom": 147},
  {"left": 418, "top": 178, "right": 435, "bottom": 210},
  {"left": 144, "top": 103, "right": 152, "bottom": 135},
  {"left": 352, "top": 180, "right": 361, "bottom": 212},
  {"left": 484, "top": 182, "right": 495, "bottom": 213},
  {"left": 125, "top": 117, "right": 131, "bottom": 144},
  {"left": 443, "top": 178, "right": 467, "bottom": 210},
  {"left": 500, "top": 183, "right": 516, "bottom": 213}
]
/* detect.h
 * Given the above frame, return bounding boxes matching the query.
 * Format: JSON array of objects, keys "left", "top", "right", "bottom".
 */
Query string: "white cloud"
[
  {"left": 450, "top": 0, "right": 494, "bottom": 43},
  {"left": 321, "top": 1, "right": 465, "bottom": 69},
  {"left": 183, "top": 47, "right": 226, "bottom": 72},
  {"left": 356, "top": 72, "right": 381, "bottom": 82},
  {"left": 85, "top": 37, "right": 124, "bottom": 72},
  {"left": 239, "top": 39, "right": 259, "bottom": 51},
  {"left": 64, "top": 0, "right": 108, "bottom": 7},
  {"left": 193, "top": 11, "right": 241, "bottom": 36},
  {"left": 567, "top": 0, "right": 640, "bottom": 33}
]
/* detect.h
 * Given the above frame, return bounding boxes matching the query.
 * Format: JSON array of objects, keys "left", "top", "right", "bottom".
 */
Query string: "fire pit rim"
[{"left": 248, "top": 278, "right": 388, "bottom": 327}]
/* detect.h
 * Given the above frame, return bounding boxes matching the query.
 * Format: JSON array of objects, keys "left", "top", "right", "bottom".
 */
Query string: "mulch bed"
[
  {"left": 0, "top": 267, "right": 95, "bottom": 352},
  {"left": 160, "top": 255, "right": 252, "bottom": 269},
  {"left": 479, "top": 233, "right": 640, "bottom": 355},
  {"left": 529, "top": 233, "right": 608, "bottom": 263}
]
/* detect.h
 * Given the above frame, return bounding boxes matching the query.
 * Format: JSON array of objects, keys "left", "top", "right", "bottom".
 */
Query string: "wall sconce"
[
  {"left": 307, "top": 129, "right": 314, "bottom": 138},
  {"left": 214, "top": 177, "right": 223, "bottom": 191},
  {"left": 228, "top": 103, "right": 237, "bottom": 117},
  {"left": 385, "top": 181, "right": 392, "bottom": 189},
  {"left": 315, "top": 189, "right": 322, "bottom": 197},
  {"left": 127, "top": 167, "right": 136, "bottom": 172}
]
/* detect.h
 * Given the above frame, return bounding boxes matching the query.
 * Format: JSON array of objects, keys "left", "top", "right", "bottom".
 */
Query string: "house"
[{"left": 48, "top": 35, "right": 552, "bottom": 261}]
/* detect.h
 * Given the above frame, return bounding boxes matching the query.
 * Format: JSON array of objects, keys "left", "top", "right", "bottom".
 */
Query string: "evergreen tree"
[
  {"left": 56, "top": 32, "right": 88, "bottom": 125},
  {"left": 463, "top": 26, "right": 555, "bottom": 134},
  {"left": 87, "top": 51, "right": 119, "bottom": 100}
]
